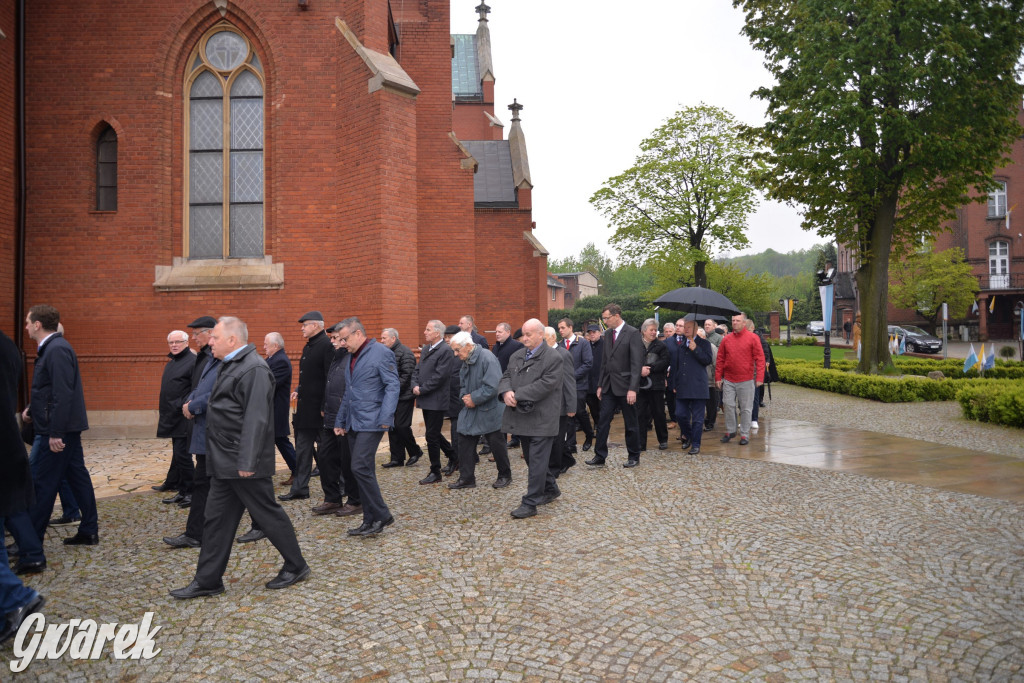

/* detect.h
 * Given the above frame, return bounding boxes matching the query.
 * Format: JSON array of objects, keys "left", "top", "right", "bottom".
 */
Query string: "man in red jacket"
[{"left": 714, "top": 313, "right": 765, "bottom": 446}]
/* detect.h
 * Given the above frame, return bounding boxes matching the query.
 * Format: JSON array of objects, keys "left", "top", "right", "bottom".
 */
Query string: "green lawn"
[{"left": 770, "top": 344, "right": 825, "bottom": 361}]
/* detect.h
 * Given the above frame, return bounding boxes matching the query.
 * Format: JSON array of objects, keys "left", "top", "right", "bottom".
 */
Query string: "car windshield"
[{"left": 900, "top": 325, "right": 929, "bottom": 336}]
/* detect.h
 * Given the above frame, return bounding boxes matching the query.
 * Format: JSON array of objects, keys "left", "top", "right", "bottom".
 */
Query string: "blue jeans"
[
  {"left": 28, "top": 434, "right": 79, "bottom": 519},
  {"left": 0, "top": 517, "right": 38, "bottom": 614}
]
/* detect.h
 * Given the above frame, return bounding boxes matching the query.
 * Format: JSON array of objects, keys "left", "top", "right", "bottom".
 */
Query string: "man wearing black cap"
[
  {"left": 412, "top": 320, "right": 456, "bottom": 484},
  {"left": 280, "top": 312, "right": 333, "bottom": 502}
]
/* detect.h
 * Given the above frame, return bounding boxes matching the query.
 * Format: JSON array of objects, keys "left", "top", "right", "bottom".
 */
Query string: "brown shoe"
[
  {"left": 281, "top": 475, "right": 294, "bottom": 487},
  {"left": 311, "top": 501, "right": 342, "bottom": 516},
  {"left": 333, "top": 503, "right": 363, "bottom": 517}
]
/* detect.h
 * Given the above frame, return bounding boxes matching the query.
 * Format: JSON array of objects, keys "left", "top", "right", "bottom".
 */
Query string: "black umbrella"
[{"left": 653, "top": 286, "right": 740, "bottom": 318}]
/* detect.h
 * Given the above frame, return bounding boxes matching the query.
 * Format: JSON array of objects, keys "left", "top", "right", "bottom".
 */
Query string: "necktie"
[
  {"left": 565, "top": 340, "right": 570, "bottom": 350},
  {"left": 612, "top": 329, "right": 618, "bottom": 344},
  {"left": 525, "top": 349, "right": 533, "bottom": 360}
]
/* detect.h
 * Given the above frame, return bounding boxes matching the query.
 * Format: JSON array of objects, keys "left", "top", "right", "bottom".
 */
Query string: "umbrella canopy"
[{"left": 653, "top": 286, "right": 740, "bottom": 318}]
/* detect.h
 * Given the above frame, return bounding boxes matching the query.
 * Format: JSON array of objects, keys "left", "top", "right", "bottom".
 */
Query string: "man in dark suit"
[
  {"left": 498, "top": 319, "right": 565, "bottom": 518},
  {"left": 412, "top": 319, "right": 456, "bottom": 484},
  {"left": 157, "top": 330, "right": 196, "bottom": 507},
  {"left": 170, "top": 317, "right": 309, "bottom": 598},
  {"left": 491, "top": 322, "right": 524, "bottom": 449},
  {"left": 280, "top": 312, "right": 333, "bottom": 502},
  {"left": 459, "top": 315, "right": 489, "bottom": 348},
  {"left": 556, "top": 318, "right": 593, "bottom": 454},
  {"left": 583, "top": 323, "right": 604, "bottom": 444},
  {"left": 587, "top": 303, "right": 645, "bottom": 468},
  {"left": 263, "top": 333, "right": 297, "bottom": 483},
  {"left": 22, "top": 305, "right": 100, "bottom": 545},
  {"left": 381, "top": 328, "right": 423, "bottom": 468}
]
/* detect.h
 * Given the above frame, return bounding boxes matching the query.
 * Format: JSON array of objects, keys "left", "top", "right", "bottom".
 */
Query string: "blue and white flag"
[
  {"left": 819, "top": 284, "right": 833, "bottom": 334},
  {"left": 898, "top": 334, "right": 906, "bottom": 356},
  {"left": 983, "top": 345, "right": 996, "bottom": 371},
  {"left": 962, "top": 344, "right": 978, "bottom": 374}
]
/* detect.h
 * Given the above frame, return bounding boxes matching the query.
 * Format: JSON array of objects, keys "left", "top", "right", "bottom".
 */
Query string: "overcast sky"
[{"left": 450, "top": 0, "right": 827, "bottom": 262}]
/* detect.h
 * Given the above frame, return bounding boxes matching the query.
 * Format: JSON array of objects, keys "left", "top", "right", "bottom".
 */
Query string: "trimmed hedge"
[
  {"left": 776, "top": 364, "right": 973, "bottom": 402},
  {"left": 956, "top": 382, "right": 1024, "bottom": 428},
  {"left": 778, "top": 357, "right": 1024, "bottom": 380},
  {"left": 768, "top": 336, "right": 818, "bottom": 346}
]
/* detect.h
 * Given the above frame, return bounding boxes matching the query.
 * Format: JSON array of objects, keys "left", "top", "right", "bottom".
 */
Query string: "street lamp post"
[
  {"left": 779, "top": 298, "right": 798, "bottom": 347},
  {"left": 817, "top": 264, "right": 835, "bottom": 369}
]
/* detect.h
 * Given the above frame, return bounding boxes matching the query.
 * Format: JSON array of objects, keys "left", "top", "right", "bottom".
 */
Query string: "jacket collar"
[{"left": 222, "top": 343, "right": 256, "bottom": 364}]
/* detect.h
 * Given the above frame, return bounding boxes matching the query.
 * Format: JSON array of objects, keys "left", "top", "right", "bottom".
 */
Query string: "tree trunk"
[
  {"left": 855, "top": 192, "right": 898, "bottom": 374},
  {"left": 694, "top": 260, "right": 707, "bottom": 288}
]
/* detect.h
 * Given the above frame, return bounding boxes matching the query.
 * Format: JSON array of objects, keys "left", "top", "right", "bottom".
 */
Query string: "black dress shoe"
[
  {"left": 176, "top": 495, "right": 192, "bottom": 508},
  {"left": 688, "top": 445, "right": 701, "bottom": 455},
  {"left": 266, "top": 564, "right": 311, "bottom": 589},
  {"left": 419, "top": 472, "right": 442, "bottom": 485},
  {"left": 405, "top": 454, "right": 421, "bottom": 467},
  {"left": 623, "top": 459, "right": 639, "bottom": 468},
  {"left": 507, "top": 439, "right": 520, "bottom": 449},
  {"left": 169, "top": 580, "right": 225, "bottom": 600},
  {"left": 0, "top": 593, "right": 45, "bottom": 645},
  {"left": 510, "top": 504, "right": 537, "bottom": 519},
  {"left": 347, "top": 521, "right": 373, "bottom": 536},
  {"left": 236, "top": 529, "right": 266, "bottom": 544},
  {"left": 353, "top": 516, "right": 394, "bottom": 537},
  {"left": 162, "top": 493, "right": 185, "bottom": 504},
  {"left": 278, "top": 491, "right": 309, "bottom": 501},
  {"left": 381, "top": 460, "right": 404, "bottom": 468},
  {"left": 721, "top": 433, "right": 735, "bottom": 443},
  {"left": 163, "top": 534, "right": 201, "bottom": 548},
  {"left": 538, "top": 490, "right": 560, "bottom": 506},
  {"left": 310, "top": 467, "right": 320, "bottom": 477},
  {"left": 585, "top": 456, "right": 606, "bottom": 466},
  {"left": 14, "top": 560, "right": 46, "bottom": 575},
  {"left": 658, "top": 442, "right": 669, "bottom": 450},
  {"left": 49, "top": 513, "right": 82, "bottom": 526},
  {"left": 63, "top": 533, "right": 99, "bottom": 546},
  {"left": 703, "top": 424, "right": 714, "bottom": 432},
  {"left": 448, "top": 479, "right": 476, "bottom": 489},
  {"left": 479, "top": 444, "right": 492, "bottom": 455},
  {"left": 582, "top": 438, "right": 593, "bottom": 452},
  {"left": 492, "top": 476, "right": 512, "bottom": 489},
  {"left": 151, "top": 482, "right": 176, "bottom": 492},
  {"left": 441, "top": 460, "right": 458, "bottom": 477},
  {"left": 739, "top": 436, "right": 749, "bottom": 445}
]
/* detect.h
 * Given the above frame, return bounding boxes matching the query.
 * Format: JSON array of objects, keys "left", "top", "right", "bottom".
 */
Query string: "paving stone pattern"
[{"left": 8, "top": 434, "right": 1024, "bottom": 681}]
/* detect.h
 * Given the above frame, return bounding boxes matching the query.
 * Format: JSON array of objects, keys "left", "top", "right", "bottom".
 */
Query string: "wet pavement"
[{"left": 5, "top": 400, "right": 1024, "bottom": 680}]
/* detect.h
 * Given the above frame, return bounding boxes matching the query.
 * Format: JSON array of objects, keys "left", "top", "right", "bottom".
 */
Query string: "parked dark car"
[{"left": 888, "top": 324, "right": 943, "bottom": 354}]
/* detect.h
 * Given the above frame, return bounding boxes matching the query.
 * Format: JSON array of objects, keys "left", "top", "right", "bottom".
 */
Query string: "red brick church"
[{"left": 0, "top": 0, "right": 548, "bottom": 427}]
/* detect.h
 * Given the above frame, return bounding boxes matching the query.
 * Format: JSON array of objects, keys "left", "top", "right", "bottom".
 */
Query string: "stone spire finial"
[
  {"left": 508, "top": 98, "right": 523, "bottom": 122},
  {"left": 476, "top": 2, "right": 491, "bottom": 22}
]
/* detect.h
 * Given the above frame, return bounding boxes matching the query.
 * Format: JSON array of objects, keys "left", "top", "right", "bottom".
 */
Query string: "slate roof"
[
  {"left": 451, "top": 34, "right": 482, "bottom": 100},
  {"left": 463, "top": 140, "right": 516, "bottom": 207}
]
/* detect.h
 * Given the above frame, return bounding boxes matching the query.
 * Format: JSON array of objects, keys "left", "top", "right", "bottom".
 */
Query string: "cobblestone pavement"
[{"left": 7, "top": 412, "right": 1024, "bottom": 681}]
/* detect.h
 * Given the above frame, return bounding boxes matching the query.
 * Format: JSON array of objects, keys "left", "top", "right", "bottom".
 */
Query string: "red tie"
[
  {"left": 612, "top": 329, "right": 618, "bottom": 344},
  {"left": 565, "top": 340, "right": 570, "bottom": 350}
]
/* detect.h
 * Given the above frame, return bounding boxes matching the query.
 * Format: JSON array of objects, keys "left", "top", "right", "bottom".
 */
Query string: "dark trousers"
[
  {"left": 275, "top": 436, "right": 297, "bottom": 473},
  {"left": 387, "top": 399, "right": 422, "bottom": 464},
  {"left": 185, "top": 453, "right": 210, "bottom": 541},
  {"left": 315, "top": 430, "right": 345, "bottom": 504},
  {"left": 28, "top": 433, "right": 98, "bottom": 539},
  {"left": 28, "top": 436, "right": 78, "bottom": 518},
  {"left": 449, "top": 416, "right": 460, "bottom": 461},
  {"left": 0, "top": 518, "right": 37, "bottom": 614},
  {"left": 704, "top": 386, "right": 719, "bottom": 429},
  {"left": 594, "top": 393, "right": 641, "bottom": 460},
  {"left": 194, "top": 476, "right": 305, "bottom": 589},
  {"left": 637, "top": 388, "right": 668, "bottom": 450},
  {"left": 290, "top": 427, "right": 325, "bottom": 496},
  {"left": 676, "top": 398, "right": 707, "bottom": 448},
  {"left": 553, "top": 414, "right": 575, "bottom": 470},
  {"left": 4, "top": 512, "right": 44, "bottom": 564},
  {"left": 458, "top": 430, "right": 510, "bottom": 483},
  {"left": 347, "top": 430, "right": 390, "bottom": 524},
  {"left": 585, "top": 392, "right": 601, "bottom": 429},
  {"left": 664, "top": 388, "right": 676, "bottom": 422},
  {"left": 521, "top": 436, "right": 557, "bottom": 507},
  {"left": 422, "top": 409, "right": 454, "bottom": 474},
  {"left": 566, "top": 392, "right": 592, "bottom": 452},
  {"left": 169, "top": 436, "right": 194, "bottom": 494},
  {"left": 752, "top": 385, "right": 765, "bottom": 422}
]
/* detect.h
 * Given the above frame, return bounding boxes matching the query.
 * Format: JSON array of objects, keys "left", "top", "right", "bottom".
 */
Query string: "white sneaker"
[{"left": 751, "top": 421, "right": 759, "bottom": 429}]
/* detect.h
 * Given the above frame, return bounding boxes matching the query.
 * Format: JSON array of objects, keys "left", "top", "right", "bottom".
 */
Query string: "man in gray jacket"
[
  {"left": 447, "top": 332, "right": 511, "bottom": 490},
  {"left": 170, "top": 317, "right": 308, "bottom": 599},
  {"left": 497, "top": 319, "right": 564, "bottom": 519}
]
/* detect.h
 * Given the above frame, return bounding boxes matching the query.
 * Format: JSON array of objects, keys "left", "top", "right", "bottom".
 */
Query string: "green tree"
[
  {"left": 590, "top": 104, "right": 764, "bottom": 288},
  {"left": 889, "top": 247, "right": 979, "bottom": 333},
  {"left": 734, "top": 0, "right": 1024, "bottom": 373}
]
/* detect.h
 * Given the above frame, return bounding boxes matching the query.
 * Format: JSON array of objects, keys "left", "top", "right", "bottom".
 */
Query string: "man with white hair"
[
  {"left": 447, "top": 332, "right": 512, "bottom": 490},
  {"left": 170, "top": 317, "right": 309, "bottom": 598},
  {"left": 715, "top": 313, "right": 765, "bottom": 446},
  {"left": 497, "top": 319, "right": 564, "bottom": 519},
  {"left": 412, "top": 320, "right": 457, "bottom": 484},
  {"left": 263, "top": 332, "right": 297, "bottom": 484},
  {"left": 157, "top": 330, "right": 196, "bottom": 507},
  {"left": 380, "top": 328, "right": 423, "bottom": 468}
]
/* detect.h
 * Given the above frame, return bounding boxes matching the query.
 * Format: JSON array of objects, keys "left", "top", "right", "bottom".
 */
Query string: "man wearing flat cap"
[{"left": 280, "top": 311, "right": 333, "bottom": 502}]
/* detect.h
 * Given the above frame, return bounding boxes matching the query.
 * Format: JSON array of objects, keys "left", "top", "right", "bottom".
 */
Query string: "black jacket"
[
  {"left": 206, "top": 344, "right": 276, "bottom": 479},
  {"left": 322, "top": 347, "right": 349, "bottom": 429},
  {"left": 191, "top": 344, "right": 213, "bottom": 390},
  {"left": 389, "top": 341, "right": 417, "bottom": 402},
  {"left": 563, "top": 335, "right": 593, "bottom": 393},
  {"left": 293, "top": 330, "right": 334, "bottom": 430},
  {"left": 640, "top": 338, "right": 670, "bottom": 391},
  {"left": 491, "top": 338, "right": 524, "bottom": 373},
  {"left": 266, "top": 349, "right": 292, "bottom": 438},
  {"left": 598, "top": 324, "right": 645, "bottom": 396},
  {"left": 29, "top": 332, "right": 88, "bottom": 438},
  {"left": 587, "top": 338, "right": 604, "bottom": 393},
  {"left": 413, "top": 341, "right": 455, "bottom": 412},
  {"left": 1, "top": 330, "right": 33, "bottom": 517},
  {"left": 157, "top": 347, "right": 196, "bottom": 438}
]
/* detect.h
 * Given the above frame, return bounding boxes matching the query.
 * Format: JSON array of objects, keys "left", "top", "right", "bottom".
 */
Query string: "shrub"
[
  {"left": 768, "top": 336, "right": 818, "bottom": 346},
  {"left": 999, "top": 345, "right": 1016, "bottom": 359},
  {"left": 956, "top": 381, "right": 1024, "bottom": 428}
]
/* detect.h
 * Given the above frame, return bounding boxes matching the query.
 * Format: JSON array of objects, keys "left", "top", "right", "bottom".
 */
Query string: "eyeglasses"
[
  {"left": 169, "top": 339, "right": 189, "bottom": 345},
  {"left": 191, "top": 329, "right": 210, "bottom": 336},
  {"left": 600, "top": 315, "right": 612, "bottom": 321}
]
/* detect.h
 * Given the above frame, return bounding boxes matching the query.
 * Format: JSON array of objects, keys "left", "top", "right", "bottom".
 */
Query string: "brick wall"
[{"left": 0, "top": 0, "right": 16, "bottom": 335}]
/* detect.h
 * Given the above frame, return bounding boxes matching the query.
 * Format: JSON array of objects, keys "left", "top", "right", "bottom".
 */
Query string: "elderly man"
[
  {"left": 716, "top": 313, "right": 766, "bottom": 446},
  {"left": 662, "top": 321, "right": 678, "bottom": 426},
  {"left": 281, "top": 311, "right": 333, "bottom": 502},
  {"left": 412, "top": 320, "right": 457, "bottom": 484},
  {"left": 170, "top": 317, "right": 309, "bottom": 598},
  {"left": 333, "top": 317, "right": 399, "bottom": 537},
  {"left": 459, "top": 315, "right": 489, "bottom": 348},
  {"left": 588, "top": 304, "right": 645, "bottom": 468},
  {"left": 673, "top": 318, "right": 714, "bottom": 455},
  {"left": 263, "top": 333, "right": 297, "bottom": 484},
  {"left": 23, "top": 305, "right": 99, "bottom": 547},
  {"left": 312, "top": 322, "right": 360, "bottom": 518},
  {"left": 556, "top": 318, "right": 593, "bottom": 455},
  {"left": 491, "top": 322, "right": 524, "bottom": 449},
  {"left": 381, "top": 328, "right": 423, "bottom": 468},
  {"left": 637, "top": 319, "right": 671, "bottom": 452},
  {"left": 498, "top": 319, "right": 564, "bottom": 519},
  {"left": 446, "top": 332, "right": 512, "bottom": 490},
  {"left": 158, "top": 331, "right": 197, "bottom": 507}
]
